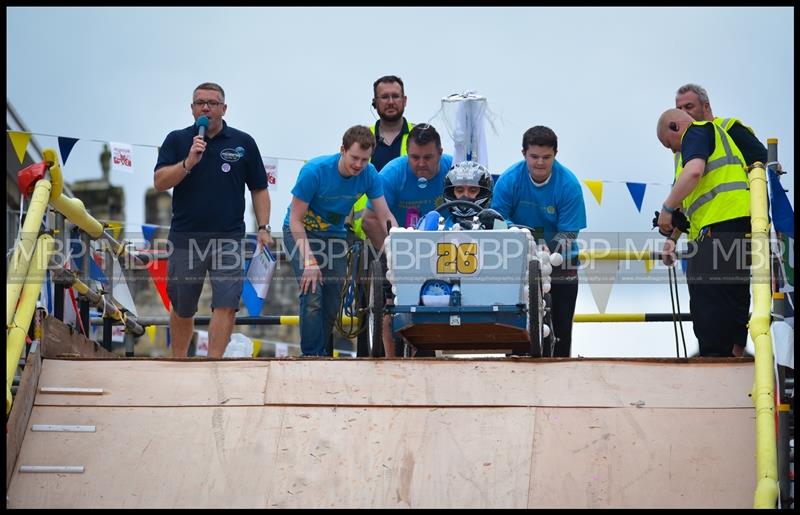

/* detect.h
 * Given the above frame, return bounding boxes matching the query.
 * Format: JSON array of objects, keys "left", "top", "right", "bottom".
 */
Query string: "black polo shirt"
[
  {"left": 155, "top": 120, "right": 267, "bottom": 243},
  {"left": 371, "top": 118, "right": 411, "bottom": 172}
]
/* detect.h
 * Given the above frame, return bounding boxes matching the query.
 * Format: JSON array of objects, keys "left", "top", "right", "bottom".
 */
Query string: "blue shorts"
[{"left": 167, "top": 238, "right": 244, "bottom": 317}]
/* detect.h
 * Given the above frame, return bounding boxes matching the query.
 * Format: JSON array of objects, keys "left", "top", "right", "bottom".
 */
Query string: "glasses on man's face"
[
  {"left": 376, "top": 93, "right": 403, "bottom": 102},
  {"left": 193, "top": 100, "right": 223, "bottom": 108}
]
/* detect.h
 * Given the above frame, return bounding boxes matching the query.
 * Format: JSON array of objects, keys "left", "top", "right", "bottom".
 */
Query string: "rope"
[
  {"left": 68, "top": 287, "right": 87, "bottom": 336},
  {"left": 670, "top": 265, "right": 688, "bottom": 357},
  {"left": 667, "top": 263, "right": 681, "bottom": 358},
  {"left": 334, "top": 240, "right": 368, "bottom": 338}
]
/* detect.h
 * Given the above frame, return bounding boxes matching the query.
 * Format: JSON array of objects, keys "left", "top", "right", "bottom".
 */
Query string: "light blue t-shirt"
[
  {"left": 283, "top": 153, "right": 383, "bottom": 235},
  {"left": 491, "top": 159, "right": 587, "bottom": 257},
  {"left": 366, "top": 154, "right": 453, "bottom": 228}
]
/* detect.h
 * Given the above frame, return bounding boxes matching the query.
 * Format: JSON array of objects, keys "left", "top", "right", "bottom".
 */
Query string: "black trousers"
[
  {"left": 686, "top": 217, "right": 751, "bottom": 357},
  {"left": 550, "top": 269, "right": 579, "bottom": 357}
]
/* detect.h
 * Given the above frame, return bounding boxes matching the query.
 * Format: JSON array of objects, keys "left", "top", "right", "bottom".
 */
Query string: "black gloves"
[{"left": 653, "top": 209, "right": 690, "bottom": 236}]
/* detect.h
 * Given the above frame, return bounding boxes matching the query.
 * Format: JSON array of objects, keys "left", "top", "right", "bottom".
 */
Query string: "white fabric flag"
[
  {"left": 772, "top": 321, "right": 794, "bottom": 369},
  {"left": 246, "top": 246, "right": 277, "bottom": 299},
  {"left": 263, "top": 157, "right": 278, "bottom": 189},
  {"left": 441, "top": 92, "right": 489, "bottom": 168},
  {"left": 110, "top": 141, "right": 134, "bottom": 174},
  {"left": 583, "top": 261, "right": 619, "bottom": 314},
  {"left": 110, "top": 256, "right": 138, "bottom": 317}
]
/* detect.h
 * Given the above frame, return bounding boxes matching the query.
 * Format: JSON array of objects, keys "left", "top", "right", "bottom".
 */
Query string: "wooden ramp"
[{"left": 7, "top": 357, "right": 755, "bottom": 508}]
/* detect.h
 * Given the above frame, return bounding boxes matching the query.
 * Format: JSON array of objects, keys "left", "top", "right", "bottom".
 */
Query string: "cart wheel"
[
  {"left": 527, "top": 259, "right": 544, "bottom": 357},
  {"left": 368, "top": 259, "right": 385, "bottom": 357}
]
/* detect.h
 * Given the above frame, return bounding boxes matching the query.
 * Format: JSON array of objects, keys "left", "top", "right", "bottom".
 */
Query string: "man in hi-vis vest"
[
  {"left": 347, "top": 75, "right": 413, "bottom": 241},
  {"left": 675, "top": 83, "right": 768, "bottom": 167},
  {"left": 656, "top": 108, "right": 751, "bottom": 358}
]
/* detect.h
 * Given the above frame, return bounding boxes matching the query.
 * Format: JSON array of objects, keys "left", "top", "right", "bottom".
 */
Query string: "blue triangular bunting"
[
  {"left": 58, "top": 137, "right": 79, "bottom": 165},
  {"left": 142, "top": 224, "right": 157, "bottom": 244},
  {"left": 625, "top": 182, "right": 647, "bottom": 212}
]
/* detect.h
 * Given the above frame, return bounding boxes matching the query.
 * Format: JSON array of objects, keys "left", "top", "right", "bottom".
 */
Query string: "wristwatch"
[{"left": 258, "top": 224, "right": 271, "bottom": 233}]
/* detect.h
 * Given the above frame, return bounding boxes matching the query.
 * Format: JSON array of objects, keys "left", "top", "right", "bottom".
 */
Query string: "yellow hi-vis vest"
[
  {"left": 713, "top": 116, "right": 755, "bottom": 136},
  {"left": 349, "top": 121, "right": 414, "bottom": 240},
  {"left": 673, "top": 121, "right": 750, "bottom": 240}
]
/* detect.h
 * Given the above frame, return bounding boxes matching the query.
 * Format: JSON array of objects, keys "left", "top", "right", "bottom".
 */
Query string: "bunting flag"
[
  {"left": 41, "top": 271, "right": 54, "bottom": 313},
  {"left": 62, "top": 287, "right": 78, "bottom": 327},
  {"left": 772, "top": 320, "right": 794, "bottom": 368},
  {"left": 680, "top": 258, "right": 688, "bottom": 275},
  {"left": 241, "top": 242, "right": 265, "bottom": 316},
  {"left": 145, "top": 324, "right": 157, "bottom": 345},
  {"left": 106, "top": 221, "right": 123, "bottom": 240},
  {"left": 8, "top": 131, "right": 32, "bottom": 164},
  {"left": 110, "top": 255, "right": 138, "bottom": 316},
  {"left": 625, "top": 182, "right": 647, "bottom": 212},
  {"left": 263, "top": 157, "right": 278, "bottom": 189},
  {"left": 768, "top": 167, "right": 794, "bottom": 239},
  {"left": 583, "top": 260, "right": 619, "bottom": 313},
  {"left": 145, "top": 257, "right": 171, "bottom": 313},
  {"left": 251, "top": 338, "right": 262, "bottom": 357},
  {"left": 141, "top": 224, "right": 158, "bottom": 244},
  {"left": 643, "top": 259, "right": 654, "bottom": 274},
  {"left": 57, "top": 137, "right": 79, "bottom": 166},
  {"left": 110, "top": 141, "right": 134, "bottom": 174},
  {"left": 582, "top": 180, "right": 604, "bottom": 205},
  {"left": 70, "top": 244, "right": 109, "bottom": 285}
]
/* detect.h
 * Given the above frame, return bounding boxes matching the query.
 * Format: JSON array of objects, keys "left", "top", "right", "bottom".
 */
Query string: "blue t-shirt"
[
  {"left": 155, "top": 121, "right": 267, "bottom": 242},
  {"left": 366, "top": 154, "right": 453, "bottom": 228},
  {"left": 284, "top": 153, "right": 383, "bottom": 235},
  {"left": 491, "top": 159, "right": 587, "bottom": 258}
]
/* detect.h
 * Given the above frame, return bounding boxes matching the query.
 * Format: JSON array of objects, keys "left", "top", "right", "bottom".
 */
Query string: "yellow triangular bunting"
[
  {"left": 8, "top": 131, "right": 32, "bottom": 164},
  {"left": 107, "top": 221, "right": 123, "bottom": 240},
  {"left": 583, "top": 180, "right": 604, "bottom": 205},
  {"left": 644, "top": 259, "right": 654, "bottom": 273}
]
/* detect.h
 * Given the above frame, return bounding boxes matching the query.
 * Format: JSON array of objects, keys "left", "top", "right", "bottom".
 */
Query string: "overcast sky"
[{"left": 7, "top": 7, "right": 794, "bottom": 357}]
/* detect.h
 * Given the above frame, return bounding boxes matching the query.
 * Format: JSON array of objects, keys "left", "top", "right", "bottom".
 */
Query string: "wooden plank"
[
  {"left": 7, "top": 406, "right": 535, "bottom": 508},
  {"left": 5, "top": 344, "right": 42, "bottom": 491},
  {"left": 34, "top": 359, "right": 754, "bottom": 408},
  {"left": 35, "top": 360, "right": 268, "bottom": 406},
  {"left": 527, "top": 407, "right": 755, "bottom": 508},
  {"left": 265, "top": 359, "right": 754, "bottom": 408},
  {"left": 41, "top": 316, "right": 115, "bottom": 358}
]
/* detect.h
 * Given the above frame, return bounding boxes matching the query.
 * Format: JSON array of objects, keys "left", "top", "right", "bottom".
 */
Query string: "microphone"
[{"left": 196, "top": 115, "right": 209, "bottom": 139}]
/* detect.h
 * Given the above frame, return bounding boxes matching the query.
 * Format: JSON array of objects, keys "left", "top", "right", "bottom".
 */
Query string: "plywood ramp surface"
[
  {"left": 34, "top": 359, "right": 753, "bottom": 408},
  {"left": 7, "top": 358, "right": 755, "bottom": 508}
]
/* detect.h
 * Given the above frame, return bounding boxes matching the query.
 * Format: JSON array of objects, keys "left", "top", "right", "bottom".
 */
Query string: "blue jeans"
[{"left": 282, "top": 226, "right": 348, "bottom": 356}]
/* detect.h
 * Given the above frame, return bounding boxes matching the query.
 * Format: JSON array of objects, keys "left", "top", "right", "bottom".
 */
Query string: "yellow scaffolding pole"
[
  {"left": 6, "top": 234, "right": 53, "bottom": 414},
  {"left": 748, "top": 159, "right": 779, "bottom": 508},
  {"left": 6, "top": 179, "right": 51, "bottom": 329}
]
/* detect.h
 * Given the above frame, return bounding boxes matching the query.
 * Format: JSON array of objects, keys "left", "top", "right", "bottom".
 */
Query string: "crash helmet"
[{"left": 443, "top": 161, "right": 494, "bottom": 219}]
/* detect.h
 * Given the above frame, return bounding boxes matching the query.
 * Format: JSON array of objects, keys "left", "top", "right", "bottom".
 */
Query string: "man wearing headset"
[{"left": 656, "top": 108, "right": 751, "bottom": 358}]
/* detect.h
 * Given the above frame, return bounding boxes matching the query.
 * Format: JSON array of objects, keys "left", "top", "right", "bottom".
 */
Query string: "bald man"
[{"left": 656, "top": 108, "right": 751, "bottom": 358}]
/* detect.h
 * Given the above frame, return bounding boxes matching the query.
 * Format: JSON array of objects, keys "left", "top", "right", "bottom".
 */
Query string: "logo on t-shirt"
[{"left": 220, "top": 147, "right": 244, "bottom": 162}]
